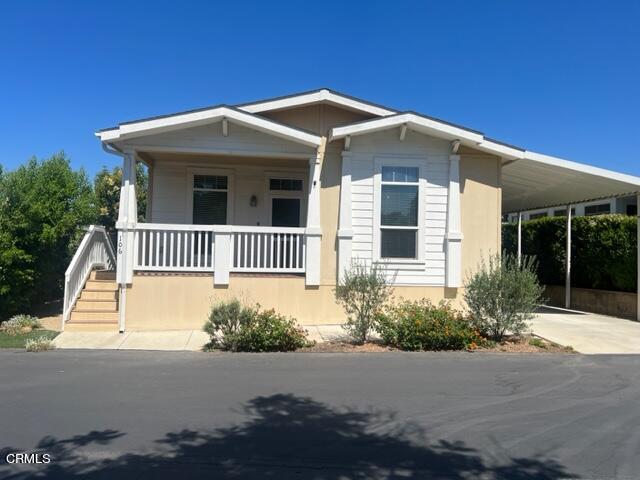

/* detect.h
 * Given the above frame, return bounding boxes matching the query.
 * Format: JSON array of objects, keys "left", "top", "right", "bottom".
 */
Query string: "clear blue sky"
[{"left": 1, "top": 1, "right": 638, "bottom": 178}]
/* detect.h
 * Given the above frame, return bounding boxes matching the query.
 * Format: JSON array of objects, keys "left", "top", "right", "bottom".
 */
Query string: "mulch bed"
[{"left": 296, "top": 335, "right": 574, "bottom": 354}]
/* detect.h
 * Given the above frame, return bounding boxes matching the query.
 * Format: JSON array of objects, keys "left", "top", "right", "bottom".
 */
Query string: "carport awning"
[{"left": 502, "top": 152, "right": 640, "bottom": 213}]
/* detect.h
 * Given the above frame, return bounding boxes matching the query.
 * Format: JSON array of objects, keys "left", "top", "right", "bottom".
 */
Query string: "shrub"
[
  {"left": 502, "top": 215, "right": 637, "bottom": 292},
  {"left": 204, "top": 299, "right": 310, "bottom": 352},
  {"left": 335, "top": 261, "right": 392, "bottom": 344},
  {"left": 25, "top": 336, "right": 55, "bottom": 352},
  {"left": 1, "top": 314, "right": 42, "bottom": 336},
  {"left": 377, "top": 299, "right": 482, "bottom": 351},
  {"left": 464, "top": 253, "right": 544, "bottom": 341}
]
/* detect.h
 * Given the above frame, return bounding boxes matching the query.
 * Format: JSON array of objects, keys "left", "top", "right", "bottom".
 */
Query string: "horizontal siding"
[{"left": 348, "top": 134, "right": 449, "bottom": 285}]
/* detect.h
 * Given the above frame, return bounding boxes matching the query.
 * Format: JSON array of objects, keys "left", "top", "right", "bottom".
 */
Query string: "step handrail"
[{"left": 62, "top": 225, "right": 116, "bottom": 328}]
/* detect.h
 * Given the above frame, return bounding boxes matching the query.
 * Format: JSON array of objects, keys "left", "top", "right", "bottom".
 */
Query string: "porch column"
[
  {"left": 565, "top": 204, "right": 572, "bottom": 309},
  {"left": 445, "top": 154, "right": 463, "bottom": 287},
  {"left": 115, "top": 149, "right": 138, "bottom": 287},
  {"left": 517, "top": 211, "right": 522, "bottom": 267},
  {"left": 337, "top": 151, "right": 353, "bottom": 284},
  {"left": 115, "top": 150, "right": 137, "bottom": 333},
  {"left": 305, "top": 153, "right": 322, "bottom": 286},
  {"left": 213, "top": 225, "right": 232, "bottom": 286},
  {"left": 637, "top": 193, "right": 639, "bottom": 321}
]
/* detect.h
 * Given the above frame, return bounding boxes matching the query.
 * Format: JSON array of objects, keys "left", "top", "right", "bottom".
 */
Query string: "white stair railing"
[{"left": 62, "top": 226, "right": 117, "bottom": 326}]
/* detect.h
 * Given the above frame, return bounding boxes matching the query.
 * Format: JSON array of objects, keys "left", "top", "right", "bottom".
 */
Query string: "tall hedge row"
[{"left": 502, "top": 215, "right": 637, "bottom": 292}]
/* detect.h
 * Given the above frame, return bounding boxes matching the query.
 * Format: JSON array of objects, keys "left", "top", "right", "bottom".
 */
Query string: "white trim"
[
  {"left": 239, "top": 89, "right": 396, "bottom": 117},
  {"left": 97, "top": 106, "right": 322, "bottom": 148},
  {"left": 445, "top": 154, "right": 463, "bottom": 288},
  {"left": 264, "top": 171, "right": 307, "bottom": 227},
  {"left": 373, "top": 157, "right": 426, "bottom": 263},
  {"left": 337, "top": 152, "right": 353, "bottom": 283},
  {"left": 331, "top": 113, "right": 485, "bottom": 148},
  {"left": 185, "top": 167, "right": 235, "bottom": 225},
  {"left": 330, "top": 113, "right": 640, "bottom": 193}
]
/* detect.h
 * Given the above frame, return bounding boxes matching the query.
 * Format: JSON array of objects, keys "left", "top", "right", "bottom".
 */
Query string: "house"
[
  {"left": 506, "top": 194, "right": 637, "bottom": 222},
  {"left": 62, "top": 89, "right": 640, "bottom": 331}
]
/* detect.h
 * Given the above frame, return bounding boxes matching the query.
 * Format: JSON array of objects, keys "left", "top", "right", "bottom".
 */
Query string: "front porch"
[{"left": 119, "top": 149, "right": 322, "bottom": 285}]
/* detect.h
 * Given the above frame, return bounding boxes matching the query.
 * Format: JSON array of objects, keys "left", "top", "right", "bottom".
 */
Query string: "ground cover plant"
[{"left": 377, "top": 299, "right": 483, "bottom": 351}]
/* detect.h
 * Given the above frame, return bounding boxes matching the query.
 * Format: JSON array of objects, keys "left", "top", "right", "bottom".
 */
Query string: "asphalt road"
[{"left": 1, "top": 350, "right": 639, "bottom": 480}]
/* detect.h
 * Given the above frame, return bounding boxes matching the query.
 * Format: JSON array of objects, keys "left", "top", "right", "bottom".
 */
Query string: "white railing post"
[
  {"left": 337, "top": 151, "right": 353, "bottom": 284},
  {"left": 214, "top": 225, "right": 232, "bottom": 285},
  {"left": 565, "top": 204, "right": 572, "bottom": 309},
  {"left": 445, "top": 153, "right": 463, "bottom": 287},
  {"left": 116, "top": 150, "right": 137, "bottom": 286},
  {"left": 305, "top": 154, "right": 322, "bottom": 286}
]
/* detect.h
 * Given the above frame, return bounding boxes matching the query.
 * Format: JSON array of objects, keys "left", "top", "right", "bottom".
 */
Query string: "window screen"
[{"left": 192, "top": 175, "right": 227, "bottom": 225}]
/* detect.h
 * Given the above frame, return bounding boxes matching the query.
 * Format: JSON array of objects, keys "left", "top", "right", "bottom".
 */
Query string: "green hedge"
[{"left": 502, "top": 215, "right": 637, "bottom": 292}]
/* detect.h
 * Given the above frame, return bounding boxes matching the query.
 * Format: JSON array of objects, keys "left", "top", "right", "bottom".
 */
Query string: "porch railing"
[
  {"left": 232, "top": 227, "right": 306, "bottom": 273},
  {"left": 131, "top": 224, "right": 306, "bottom": 274},
  {"left": 133, "top": 224, "right": 215, "bottom": 272},
  {"left": 63, "top": 225, "right": 116, "bottom": 325}
]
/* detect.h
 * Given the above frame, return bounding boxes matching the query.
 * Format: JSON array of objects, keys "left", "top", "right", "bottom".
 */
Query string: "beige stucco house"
[{"left": 61, "top": 89, "right": 640, "bottom": 331}]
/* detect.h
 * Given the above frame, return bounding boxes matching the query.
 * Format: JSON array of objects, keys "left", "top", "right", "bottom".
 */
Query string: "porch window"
[
  {"left": 380, "top": 166, "right": 419, "bottom": 259},
  {"left": 269, "top": 178, "right": 303, "bottom": 191},
  {"left": 192, "top": 175, "right": 227, "bottom": 225}
]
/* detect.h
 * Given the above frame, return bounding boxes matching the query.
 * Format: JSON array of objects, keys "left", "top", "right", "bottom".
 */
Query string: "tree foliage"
[
  {"left": 0, "top": 153, "right": 96, "bottom": 319},
  {"left": 94, "top": 163, "right": 147, "bottom": 230},
  {"left": 503, "top": 215, "right": 637, "bottom": 292}
]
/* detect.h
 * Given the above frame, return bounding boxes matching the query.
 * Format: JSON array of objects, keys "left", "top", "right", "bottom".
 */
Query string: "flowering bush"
[
  {"left": 377, "top": 300, "right": 482, "bottom": 351},
  {"left": 204, "top": 299, "right": 311, "bottom": 352},
  {"left": 25, "top": 336, "right": 55, "bottom": 352},
  {"left": 1, "top": 314, "right": 42, "bottom": 336}
]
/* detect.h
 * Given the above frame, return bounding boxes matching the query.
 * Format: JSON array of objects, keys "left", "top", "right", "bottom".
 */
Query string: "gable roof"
[
  {"left": 96, "top": 105, "right": 322, "bottom": 148},
  {"left": 237, "top": 88, "right": 398, "bottom": 117},
  {"left": 328, "top": 111, "right": 640, "bottom": 212}
]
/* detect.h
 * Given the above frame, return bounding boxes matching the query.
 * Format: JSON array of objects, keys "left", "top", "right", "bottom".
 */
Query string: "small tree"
[
  {"left": 334, "top": 261, "right": 392, "bottom": 344},
  {"left": 464, "top": 252, "right": 544, "bottom": 341}
]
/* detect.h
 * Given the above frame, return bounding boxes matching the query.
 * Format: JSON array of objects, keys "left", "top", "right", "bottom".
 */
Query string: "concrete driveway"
[
  {"left": 2, "top": 350, "right": 640, "bottom": 479},
  {"left": 531, "top": 307, "right": 640, "bottom": 354}
]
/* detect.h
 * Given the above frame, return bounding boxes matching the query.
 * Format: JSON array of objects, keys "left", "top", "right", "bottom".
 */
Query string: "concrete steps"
[{"left": 66, "top": 270, "right": 119, "bottom": 332}]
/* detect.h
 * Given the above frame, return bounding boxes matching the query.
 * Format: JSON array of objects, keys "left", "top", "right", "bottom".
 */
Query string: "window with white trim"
[
  {"left": 380, "top": 166, "right": 419, "bottom": 259},
  {"left": 192, "top": 174, "right": 228, "bottom": 225}
]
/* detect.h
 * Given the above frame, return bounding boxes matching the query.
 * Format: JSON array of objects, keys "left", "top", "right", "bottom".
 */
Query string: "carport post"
[
  {"left": 565, "top": 204, "right": 572, "bottom": 309},
  {"left": 517, "top": 212, "right": 522, "bottom": 267}
]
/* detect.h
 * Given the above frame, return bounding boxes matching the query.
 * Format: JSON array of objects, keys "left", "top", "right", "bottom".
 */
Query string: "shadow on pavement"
[{"left": 0, "top": 393, "right": 577, "bottom": 479}]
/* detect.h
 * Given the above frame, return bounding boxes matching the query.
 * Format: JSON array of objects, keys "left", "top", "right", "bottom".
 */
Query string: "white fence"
[
  {"left": 131, "top": 224, "right": 306, "bottom": 274},
  {"left": 63, "top": 226, "right": 116, "bottom": 324}
]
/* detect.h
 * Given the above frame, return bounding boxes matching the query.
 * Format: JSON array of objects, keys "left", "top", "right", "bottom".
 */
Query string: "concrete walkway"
[
  {"left": 54, "top": 330, "right": 211, "bottom": 351},
  {"left": 531, "top": 307, "right": 640, "bottom": 354},
  {"left": 53, "top": 325, "right": 348, "bottom": 351}
]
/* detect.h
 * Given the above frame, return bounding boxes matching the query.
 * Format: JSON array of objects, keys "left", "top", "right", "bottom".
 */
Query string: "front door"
[{"left": 271, "top": 198, "right": 301, "bottom": 227}]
